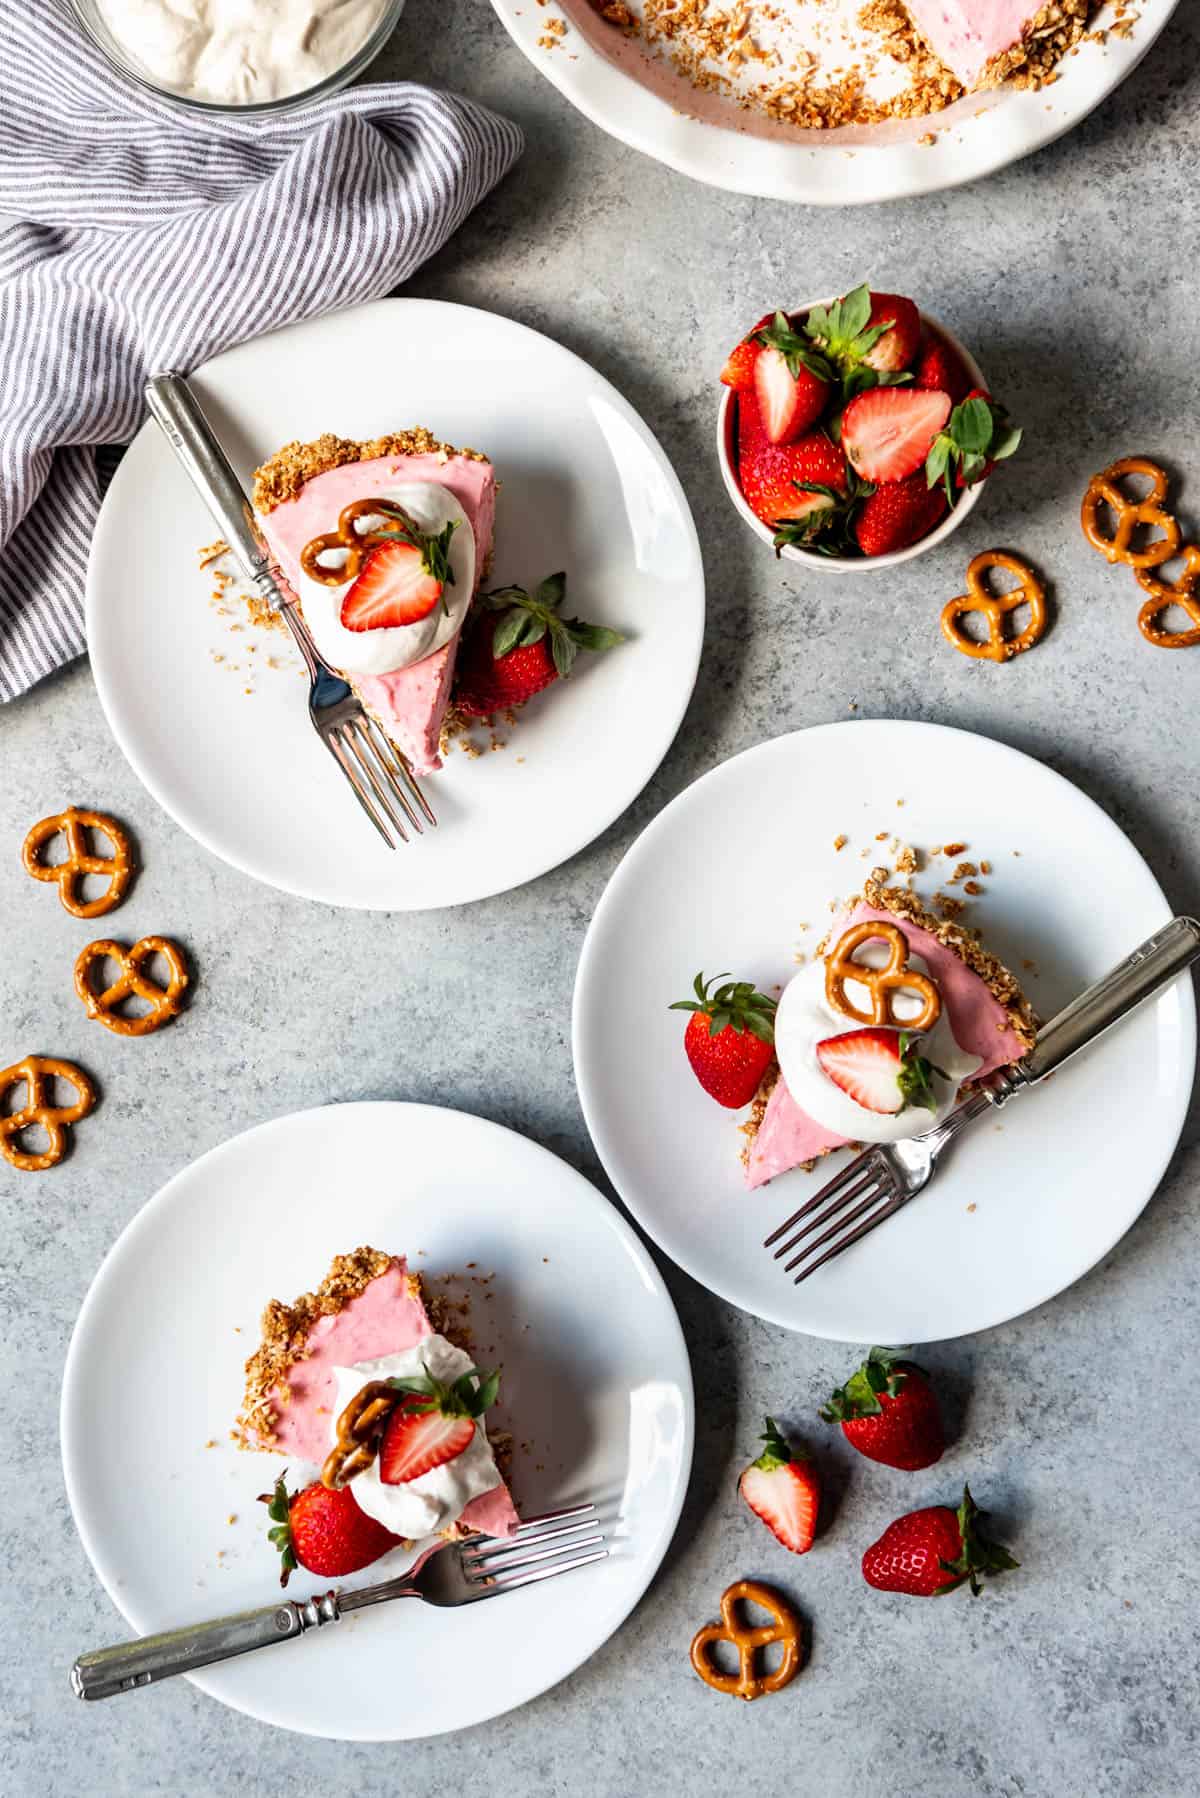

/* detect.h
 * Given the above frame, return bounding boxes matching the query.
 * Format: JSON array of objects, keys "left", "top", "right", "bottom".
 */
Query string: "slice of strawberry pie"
[
  {"left": 742, "top": 870, "right": 1037, "bottom": 1189},
  {"left": 253, "top": 430, "right": 496, "bottom": 776},
  {"left": 236, "top": 1247, "right": 518, "bottom": 1579}
]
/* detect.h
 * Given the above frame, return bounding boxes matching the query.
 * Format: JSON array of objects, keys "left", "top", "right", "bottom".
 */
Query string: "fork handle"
[
  {"left": 144, "top": 373, "right": 273, "bottom": 583},
  {"left": 71, "top": 1586, "right": 404, "bottom": 1700},
  {"left": 1019, "top": 915, "right": 1200, "bottom": 1085}
]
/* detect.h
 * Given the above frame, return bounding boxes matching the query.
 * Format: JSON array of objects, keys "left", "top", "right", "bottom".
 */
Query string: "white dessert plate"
[
  {"left": 573, "top": 721, "right": 1196, "bottom": 1341},
  {"left": 86, "top": 299, "right": 704, "bottom": 910},
  {"left": 491, "top": 0, "right": 1179, "bottom": 204},
  {"left": 61, "top": 1102, "right": 694, "bottom": 1740}
]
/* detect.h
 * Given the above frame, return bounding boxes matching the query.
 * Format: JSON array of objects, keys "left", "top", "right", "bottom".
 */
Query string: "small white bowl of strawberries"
[{"left": 717, "top": 284, "right": 1021, "bottom": 569}]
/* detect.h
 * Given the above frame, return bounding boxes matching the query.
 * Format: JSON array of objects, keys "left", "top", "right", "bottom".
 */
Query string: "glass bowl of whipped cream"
[{"left": 70, "top": 0, "right": 406, "bottom": 114}]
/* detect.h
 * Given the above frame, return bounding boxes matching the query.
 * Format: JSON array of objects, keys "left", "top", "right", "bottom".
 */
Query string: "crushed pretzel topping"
[{"left": 253, "top": 431, "right": 488, "bottom": 512}]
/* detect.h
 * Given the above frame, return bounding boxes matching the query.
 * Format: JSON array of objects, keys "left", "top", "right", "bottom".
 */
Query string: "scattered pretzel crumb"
[{"left": 833, "top": 833, "right": 848, "bottom": 852}]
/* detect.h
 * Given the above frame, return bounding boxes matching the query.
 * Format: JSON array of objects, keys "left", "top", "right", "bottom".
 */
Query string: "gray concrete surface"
[{"left": 4, "top": 1, "right": 1200, "bottom": 1792}]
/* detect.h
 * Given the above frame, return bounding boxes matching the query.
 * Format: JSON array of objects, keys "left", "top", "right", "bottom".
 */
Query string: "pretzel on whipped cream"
[
  {"left": 1080, "top": 457, "right": 1181, "bottom": 570},
  {"left": 300, "top": 498, "right": 421, "bottom": 588},
  {"left": 320, "top": 1380, "right": 401, "bottom": 1489},
  {"left": 690, "top": 1580, "right": 804, "bottom": 1701},
  {"left": 825, "top": 920, "right": 941, "bottom": 1033}
]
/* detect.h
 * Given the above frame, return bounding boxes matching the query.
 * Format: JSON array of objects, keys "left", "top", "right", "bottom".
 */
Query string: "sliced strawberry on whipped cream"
[{"left": 254, "top": 432, "right": 496, "bottom": 775}]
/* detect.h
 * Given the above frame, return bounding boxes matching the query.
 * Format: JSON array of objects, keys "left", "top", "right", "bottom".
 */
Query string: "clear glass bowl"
[{"left": 68, "top": 0, "right": 407, "bottom": 116}]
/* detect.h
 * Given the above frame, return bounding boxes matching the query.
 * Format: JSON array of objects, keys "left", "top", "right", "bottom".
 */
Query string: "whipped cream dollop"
[
  {"left": 95, "top": 0, "right": 393, "bottom": 106},
  {"left": 294, "top": 482, "right": 475, "bottom": 679},
  {"left": 775, "top": 948, "right": 983, "bottom": 1144},
  {"left": 332, "top": 1333, "right": 502, "bottom": 1540}
]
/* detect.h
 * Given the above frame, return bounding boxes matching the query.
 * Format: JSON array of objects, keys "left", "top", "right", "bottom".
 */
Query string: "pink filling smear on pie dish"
[
  {"left": 903, "top": 0, "right": 1046, "bottom": 87},
  {"left": 258, "top": 452, "right": 496, "bottom": 775},
  {"left": 745, "top": 903, "right": 1030, "bottom": 1189},
  {"left": 268, "top": 1256, "right": 518, "bottom": 1539}
]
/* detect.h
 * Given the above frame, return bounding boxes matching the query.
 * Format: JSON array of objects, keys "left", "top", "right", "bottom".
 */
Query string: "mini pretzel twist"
[
  {"left": 690, "top": 1580, "right": 804, "bottom": 1701},
  {"left": 825, "top": 920, "right": 942, "bottom": 1032},
  {"left": 0, "top": 1056, "right": 96, "bottom": 1172},
  {"left": 321, "top": 1380, "right": 402, "bottom": 1489},
  {"left": 1135, "top": 544, "right": 1200, "bottom": 649},
  {"left": 74, "top": 936, "right": 189, "bottom": 1037},
  {"left": 940, "top": 551, "right": 1047, "bottom": 663},
  {"left": 300, "top": 498, "right": 417, "bottom": 588},
  {"left": 21, "top": 807, "right": 134, "bottom": 918},
  {"left": 1080, "top": 457, "right": 1182, "bottom": 570}
]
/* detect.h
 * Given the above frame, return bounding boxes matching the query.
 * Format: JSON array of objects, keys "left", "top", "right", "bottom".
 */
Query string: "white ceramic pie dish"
[{"left": 490, "top": 0, "right": 1181, "bottom": 204}]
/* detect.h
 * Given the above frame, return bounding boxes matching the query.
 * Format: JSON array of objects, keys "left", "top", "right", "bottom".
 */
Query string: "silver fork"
[
  {"left": 765, "top": 915, "right": 1200, "bottom": 1284},
  {"left": 144, "top": 373, "right": 435, "bottom": 849},
  {"left": 71, "top": 1502, "right": 606, "bottom": 1700}
]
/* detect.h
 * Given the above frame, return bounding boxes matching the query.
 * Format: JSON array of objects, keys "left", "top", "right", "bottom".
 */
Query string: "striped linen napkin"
[{"left": 0, "top": 1, "right": 522, "bottom": 703}]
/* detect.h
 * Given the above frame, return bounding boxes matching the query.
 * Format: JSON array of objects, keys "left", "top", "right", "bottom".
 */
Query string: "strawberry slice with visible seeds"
[
  {"left": 376, "top": 1360, "right": 501, "bottom": 1485},
  {"left": 340, "top": 541, "right": 442, "bottom": 631},
  {"left": 739, "top": 1417, "right": 821, "bottom": 1554},
  {"left": 841, "top": 387, "right": 951, "bottom": 483},
  {"left": 817, "top": 1027, "right": 946, "bottom": 1115},
  {"left": 379, "top": 1403, "right": 476, "bottom": 1484}
]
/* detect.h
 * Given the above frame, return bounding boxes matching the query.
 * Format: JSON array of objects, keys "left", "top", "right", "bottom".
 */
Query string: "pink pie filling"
[
  {"left": 268, "top": 1257, "right": 517, "bottom": 1539},
  {"left": 258, "top": 452, "right": 496, "bottom": 775},
  {"left": 903, "top": 0, "right": 1044, "bottom": 87},
  {"left": 745, "top": 904, "right": 1030, "bottom": 1190}
]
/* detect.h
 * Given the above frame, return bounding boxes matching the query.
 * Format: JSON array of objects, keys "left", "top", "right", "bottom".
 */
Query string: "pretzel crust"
[
  {"left": 74, "top": 936, "right": 189, "bottom": 1037},
  {"left": 940, "top": 550, "right": 1047, "bottom": 663},
  {"left": 21, "top": 807, "right": 134, "bottom": 918},
  {"left": 690, "top": 1580, "right": 803, "bottom": 1701},
  {"left": 1080, "top": 457, "right": 1181, "bottom": 570},
  {"left": 0, "top": 1055, "right": 96, "bottom": 1171},
  {"left": 825, "top": 920, "right": 941, "bottom": 1032}
]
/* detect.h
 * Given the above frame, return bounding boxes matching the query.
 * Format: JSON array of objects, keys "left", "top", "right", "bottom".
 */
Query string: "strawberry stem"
[{"left": 935, "top": 1485, "right": 1020, "bottom": 1596}]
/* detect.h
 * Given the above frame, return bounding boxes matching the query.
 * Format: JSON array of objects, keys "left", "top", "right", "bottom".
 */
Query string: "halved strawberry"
[
  {"left": 377, "top": 1363, "right": 500, "bottom": 1485},
  {"left": 816, "top": 1028, "right": 946, "bottom": 1115},
  {"left": 739, "top": 1416, "right": 820, "bottom": 1555},
  {"left": 339, "top": 515, "right": 457, "bottom": 632},
  {"left": 860, "top": 292, "right": 921, "bottom": 373},
  {"left": 841, "top": 387, "right": 951, "bottom": 483},
  {"left": 751, "top": 312, "right": 833, "bottom": 443}
]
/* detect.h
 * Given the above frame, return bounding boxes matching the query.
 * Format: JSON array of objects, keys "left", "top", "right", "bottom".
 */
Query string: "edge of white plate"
[
  {"left": 60, "top": 1100, "right": 696, "bottom": 1739},
  {"left": 489, "top": 0, "right": 1180, "bottom": 205},
  {"left": 572, "top": 720, "right": 1196, "bottom": 1339},
  {"left": 86, "top": 298, "right": 705, "bottom": 913}
]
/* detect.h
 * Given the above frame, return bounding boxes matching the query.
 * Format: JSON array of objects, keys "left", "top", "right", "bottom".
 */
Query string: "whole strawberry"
[
  {"left": 260, "top": 1473, "right": 402, "bottom": 1587},
  {"left": 739, "top": 1416, "right": 821, "bottom": 1554},
  {"left": 670, "top": 971, "right": 776, "bottom": 1108},
  {"left": 821, "top": 1345, "right": 944, "bottom": 1469},
  {"left": 854, "top": 474, "right": 948, "bottom": 557},
  {"left": 913, "top": 331, "right": 971, "bottom": 405},
  {"left": 454, "top": 573, "right": 624, "bottom": 718},
  {"left": 862, "top": 1484, "right": 1018, "bottom": 1597}
]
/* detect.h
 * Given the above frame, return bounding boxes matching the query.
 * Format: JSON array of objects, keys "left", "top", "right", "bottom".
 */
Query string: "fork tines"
[
  {"left": 763, "top": 1150, "right": 906, "bottom": 1283},
  {"left": 459, "top": 1503, "right": 607, "bottom": 1592},
  {"left": 326, "top": 714, "right": 437, "bottom": 848}
]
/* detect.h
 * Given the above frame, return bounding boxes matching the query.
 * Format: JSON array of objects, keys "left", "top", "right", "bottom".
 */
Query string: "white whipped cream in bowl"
[
  {"left": 775, "top": 948, "right": 983, "bottom": 1145},
  {"left": 295, "top": 482, "right": 476, "bottom": 679},
  {"left": 75, "top": 0, "right": 403, "bottom": 112},
  {"left": 331, "top": 1333, "right": 502, "bottom": 1541}
]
